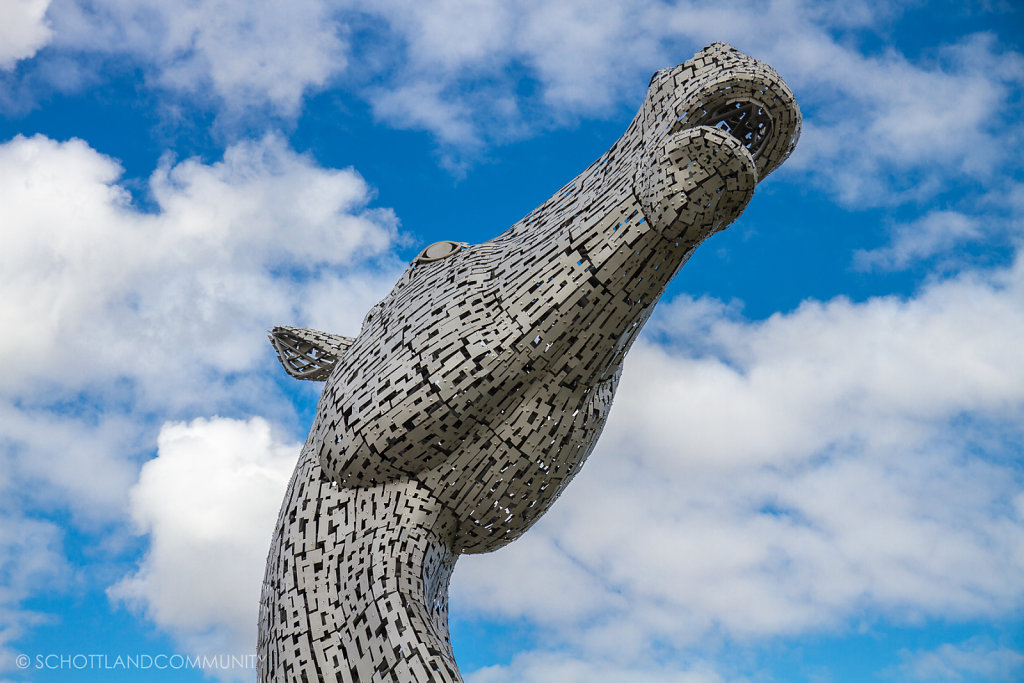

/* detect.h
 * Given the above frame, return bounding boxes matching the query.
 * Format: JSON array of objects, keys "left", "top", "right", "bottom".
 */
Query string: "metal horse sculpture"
[{"left": 258, "top": 43, "right": 801, "bottom": 682}]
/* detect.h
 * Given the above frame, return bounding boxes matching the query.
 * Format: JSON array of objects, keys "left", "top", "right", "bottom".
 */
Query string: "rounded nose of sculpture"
[
  {"left": 672, "top": 42, "right": 802, "bottom": 181},
  {"left": 636, "top": 124, "right": 758, "bottom": 241}
]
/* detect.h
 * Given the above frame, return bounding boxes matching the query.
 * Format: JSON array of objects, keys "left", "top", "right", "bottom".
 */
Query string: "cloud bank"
[
  {"left": 0, "top": 133, "right": 397, "bottom": 405},
  {"left": 46, "top": 0, "right": 345, "bottom": 114},
  {"left": 8, "top": 2, "right": 1020, "bottom": 212},
  {"left": 110, "top": 417, "right": 298, "bottom": 668},
  {"left": 0, "top": 0, "right": 52, "bottom": 70},
  {"left": 0, "top": 132, "right": 402, "bottom": 672}
]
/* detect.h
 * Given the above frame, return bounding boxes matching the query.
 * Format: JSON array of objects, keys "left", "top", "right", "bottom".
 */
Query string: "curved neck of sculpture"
[{"left": 259, "top": 446, "right": 463, "bottom": 682}]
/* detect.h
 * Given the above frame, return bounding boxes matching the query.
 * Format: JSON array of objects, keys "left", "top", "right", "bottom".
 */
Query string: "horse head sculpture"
[{"left": 259, "top": 42, "right": 801, "bottom": 682}]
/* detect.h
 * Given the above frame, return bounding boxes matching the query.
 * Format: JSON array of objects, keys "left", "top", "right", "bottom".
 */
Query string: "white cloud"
[
  {"left": 110, "top": 416, "right": 297, "bottom": 675},
  {"left": 512, "top": 0, "right": 668, "bottom": 113},
  {"left": 897, "top": 636, "right": 1024, "bottom": 682},
  {"left": 0, "top": 133, "right": 401, "bottom": 660},
  {"left": 627, "top": 265, "right": 1024, "bottom": 470},
  {"left": 346, "top": 1, "right": 1023, "bottom": 211},
  {"left": 360, "top": 0, "right": 514, "bottom": 72},
  {"left": 0, "top": 133, "right": 398, "bottom": 405},
  {"left": 369, "top": 81, "right": 482, "bottom": 146},
  {"left": 780, "top": 32, "right": 1024, "bottom": 207},
  {"left": 0, "top": 0, "right": 53, "bottom": 70},
  {"left": 46, "top": 0, "right": 345, "bottom": 114},
  {"left": 854, "top": 210, "right": 986, "bottom": 271},
  {"left": 0, "top": 515, "right": 71, "bottom": 671},
  {"left": 453, "top": 256, "right": 1024, "bottom": 667},
  {"left": 8, "top": 1, "right": 1020, "bottom": 216},
  {"left": 453, "top": 531, "right": 625, "bottom": 625},
  {"left": 350, "top": 0, "right": 664, "bottom": 141},
  {"left": 0, "top": 402, "right": 142, "bottom": 523},
  {"left": 466, "top": 651, "right": 726, "bottom": 683}
]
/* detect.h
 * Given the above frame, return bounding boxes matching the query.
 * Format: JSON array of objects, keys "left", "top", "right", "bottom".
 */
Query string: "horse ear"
[{"left": 269, "top": 326, "right": 355, "bottom": 381}]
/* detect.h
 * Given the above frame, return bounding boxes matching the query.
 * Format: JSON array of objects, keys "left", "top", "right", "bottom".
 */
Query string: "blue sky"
[{"left": 1, "top": 1, "right": 1023, "bottom": 681}]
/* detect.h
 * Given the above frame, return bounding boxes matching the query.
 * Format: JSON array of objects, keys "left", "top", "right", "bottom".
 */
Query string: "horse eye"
[{"left": 414, "top": 240, "right": 466, "bottom": 264}]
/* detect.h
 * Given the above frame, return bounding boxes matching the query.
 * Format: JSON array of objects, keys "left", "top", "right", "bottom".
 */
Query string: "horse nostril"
[{"left": 695, "top": 100, "right": 774, "bottom": 160}]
